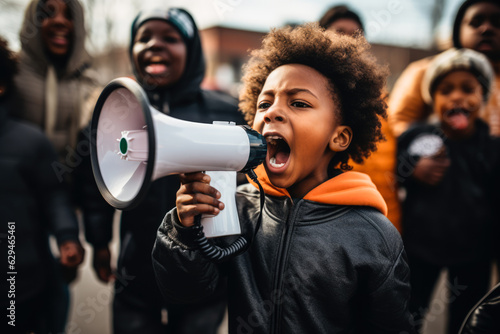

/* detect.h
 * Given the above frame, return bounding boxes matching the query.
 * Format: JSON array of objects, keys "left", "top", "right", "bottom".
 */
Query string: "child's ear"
[
  {"left": 0, "top": 84, "right": 5, "bottom": 97},
  {"left": 329, "top": 126, "right": 352, "bottom": 152}
]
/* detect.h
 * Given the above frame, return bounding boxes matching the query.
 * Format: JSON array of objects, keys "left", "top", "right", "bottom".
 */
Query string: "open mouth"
[
  {"left": 144, "top": 56, "right": 168, "bottom": 75},
  {"left": 265, "top": 135, "right": 290, "bottom": 170},
  {"left": 48, "top": 31, "right": 69, "bottom": 47},
  {"left": 443, "top": 108, "right": 470, "bottom": 130},
  {"left": 478, "top": 39, "right": 494, "bottom": 48}
]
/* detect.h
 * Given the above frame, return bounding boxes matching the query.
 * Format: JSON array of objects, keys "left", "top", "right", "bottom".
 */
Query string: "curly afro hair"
[
  {"left": 0, "top": 36, "right": 18, "bottom": 101},
  {"left": 239, "top": 23, "right": 388, "bottom": 170}
]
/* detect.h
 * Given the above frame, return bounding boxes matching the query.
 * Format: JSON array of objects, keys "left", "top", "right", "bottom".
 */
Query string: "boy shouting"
[{"left": 153, "top": 24, "right": 415, "bottom": 333}]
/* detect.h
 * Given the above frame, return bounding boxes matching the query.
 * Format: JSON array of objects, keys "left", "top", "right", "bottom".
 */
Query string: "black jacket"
[
  {"left": 152, "top": 173, "right": 416, "bottom": 334},
  {"left": 397, "top": 121, "right": 500, "bottom": 266},
  {"left": 0, "top": 103, "right": 80, "bottom": 303},
  {"left": 459, "top": 282, "right": 500, "bottom": 334}
]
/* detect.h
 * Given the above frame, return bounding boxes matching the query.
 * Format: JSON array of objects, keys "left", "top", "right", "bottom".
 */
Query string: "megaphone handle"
[{"left": 193, "top": 169, "right": 264, "bottom": 263}]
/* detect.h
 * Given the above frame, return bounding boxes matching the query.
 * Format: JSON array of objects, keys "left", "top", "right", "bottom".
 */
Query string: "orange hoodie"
[{"left": 248, "top": 165, "right": 388, "bottom": 216}]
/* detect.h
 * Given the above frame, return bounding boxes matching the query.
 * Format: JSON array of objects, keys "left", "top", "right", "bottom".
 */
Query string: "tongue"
[
  {"left": 145, "top": 64, "right": 167, "bottom": 75},
  {"left": 448, "top": 113, "right": 469, "bottom": 130},
  {"left": 275, "top": 151, "right": 289, "bottom": 165}
]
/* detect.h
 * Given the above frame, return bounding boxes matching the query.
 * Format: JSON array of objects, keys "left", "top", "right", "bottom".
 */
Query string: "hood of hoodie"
[
  {"left": 452, "top": 0, "right": 499, "bottom": 48},
  {"left": 129, "top": 8, "right": 205, "bottom": 108},
  {"left": 19, "top": 0, "right": 91, "bottom": 77},
  {"left": 248, "top": 165, "right": 388, "bottom": 216}
]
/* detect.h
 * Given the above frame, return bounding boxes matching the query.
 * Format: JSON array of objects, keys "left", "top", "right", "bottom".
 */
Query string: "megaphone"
[{"left": 90, "top": 77, "right": 267, "bottom": 261}]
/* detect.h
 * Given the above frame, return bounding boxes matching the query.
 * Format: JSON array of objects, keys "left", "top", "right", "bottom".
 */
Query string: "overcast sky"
[{"left": 1, "top": 0, "right": 466, "bottom": 53}]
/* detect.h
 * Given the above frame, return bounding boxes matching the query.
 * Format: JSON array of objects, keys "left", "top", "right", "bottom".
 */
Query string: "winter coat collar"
[{"left": 248, "top": 165, "right": 388, "bottom": 216}]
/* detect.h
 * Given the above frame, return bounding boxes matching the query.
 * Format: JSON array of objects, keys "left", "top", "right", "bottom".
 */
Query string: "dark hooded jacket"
[
  {"left": 0, "top": 98, "right": 80, "bottom": 303},
  {"left": 152, "top": 166, "right": 416, "bottom": 334},
  {"left": 11, "top": 0, "right": 99, "bottom": 159},
  {"left": 397, "top": 121, "right": 500, "bottom": 265},
  {"left": 83, "top": 8, "right": 244, "bottom": 298}
]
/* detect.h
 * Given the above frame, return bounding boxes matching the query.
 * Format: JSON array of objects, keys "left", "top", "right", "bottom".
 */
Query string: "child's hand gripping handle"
[{"left": 177, "top": 170, "right": 264, "bottom": 263}]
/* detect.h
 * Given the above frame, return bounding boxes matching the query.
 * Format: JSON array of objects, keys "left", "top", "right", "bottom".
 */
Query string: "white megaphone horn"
[{"left": 90, "top": 78, "right": 267, "bottom": 260}]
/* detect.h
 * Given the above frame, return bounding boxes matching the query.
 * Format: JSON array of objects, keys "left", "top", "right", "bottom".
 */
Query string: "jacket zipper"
[{"left": 270, "top": 199, "right": 302, "bottom": 334}]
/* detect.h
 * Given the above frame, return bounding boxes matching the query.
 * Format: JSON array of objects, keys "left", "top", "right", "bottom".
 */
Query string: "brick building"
[{"left": 92, "top": 25, "right": 438, "bottom": 96}]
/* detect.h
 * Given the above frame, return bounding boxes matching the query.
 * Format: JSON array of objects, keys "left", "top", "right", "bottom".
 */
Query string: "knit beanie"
[
  {"left": 131, "top": 8, "right": 195, "bottom": 46},
  {"left": 421, "top": 48, "right": 494, "bottom": 104},
  {"left": 452, "top": 0, "right": 499, "bottom": 48}
]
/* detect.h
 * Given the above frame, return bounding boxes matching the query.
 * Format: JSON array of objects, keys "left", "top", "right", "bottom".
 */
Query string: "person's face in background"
[
  {"left": 326, "top": 18, "right": 363, "bottom": 37},
  {"left": 433, "top": 70, "right": 483, "bottom": 139},
  {"left": 132, "top": 20, "right": 187, "bottom": 89},
  {"left": 40, "top": 0, "right": 74, "bottom": 59},
  {"left": 460, "top": 2, "right": 500, "bottom": 61}
]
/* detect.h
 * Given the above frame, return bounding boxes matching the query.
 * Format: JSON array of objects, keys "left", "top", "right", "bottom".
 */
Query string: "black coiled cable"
[{"left": 193, "top": 169, "right": 264, "bottom": 263}]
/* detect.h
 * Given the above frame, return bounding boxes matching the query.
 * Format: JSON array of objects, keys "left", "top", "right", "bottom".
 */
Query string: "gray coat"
[{"left": 11, "top": 0, "right": 99, "bottom": 160}]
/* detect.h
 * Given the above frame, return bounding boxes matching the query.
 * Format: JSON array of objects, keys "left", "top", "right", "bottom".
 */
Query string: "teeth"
[
  {"left": 150, "top": 56, "right": 163, "bottom": 63},
  {"left": 269, "top": 157, "right": 285, "bottom": 168},
  {"left": 266, "top": 136, "right": 283, "bottom": 145}
]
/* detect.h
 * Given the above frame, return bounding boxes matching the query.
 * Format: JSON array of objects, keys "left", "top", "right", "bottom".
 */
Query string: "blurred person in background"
[
  {"left": 388, "top": 0, "right": 500, "bottom": 286},
  {"left": 12, "top": 0, "right": 99, "bottom": 160},
  {"left": 0, "top": 35, "right": 84, "bottom": 334},
  {"left": 319, "top": 4, "right": 402, "bottom": 231},
  {"left": 396, "top": 48, "right": 500, "bottom": 334},
  {"left": 388, "top": 0, "right": 500, "bottom": 137},
  {"left": 82, "top": 7, "right": 245, "bottom": 334},
  {"left": 8, "top": 0, "right": 95, "bottom": 332},
  {"left": 319, "top": 4, "right": 364, "bottom": 36}
]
